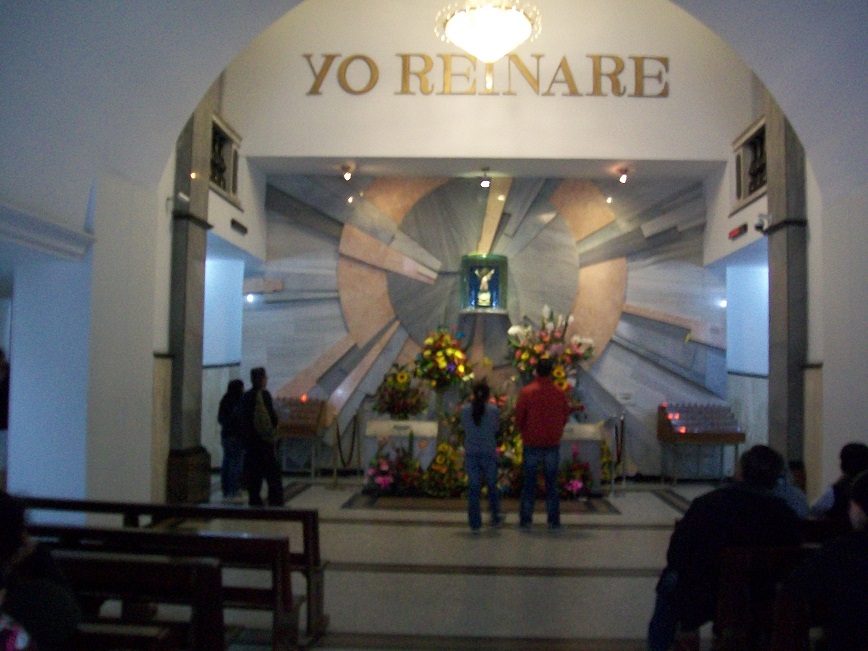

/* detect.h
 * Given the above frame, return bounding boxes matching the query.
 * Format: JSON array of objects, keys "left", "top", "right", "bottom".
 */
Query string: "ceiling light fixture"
[
  {"left": 341, "top": 163, "right": 355, "bottom": 181},
  {"left": 618, "top": 168, "right": 629, "bottom": 184},
  {"left": 480, "top": 167, "right": 491, "bottom": 188},
  {"left": 435, "top": 1, "right": 541, "bottom": 64}
]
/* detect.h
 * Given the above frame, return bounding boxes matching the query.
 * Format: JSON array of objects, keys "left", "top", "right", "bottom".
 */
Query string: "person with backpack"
[{"left": 241, "top": 367, "right": 284, "bottom": 507}]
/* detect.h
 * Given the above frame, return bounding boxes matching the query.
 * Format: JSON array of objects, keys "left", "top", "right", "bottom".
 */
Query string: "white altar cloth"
[{"left": 363, "top": 419, "right": 438, "bottom": 470}]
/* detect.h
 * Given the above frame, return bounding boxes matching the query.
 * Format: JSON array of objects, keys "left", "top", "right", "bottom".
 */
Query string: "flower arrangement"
[
  {"left": 414, "top": 328, "right": 473, "bottom": 391},
  {"left": 421, "top": 441, "right": 466, "bottom": 497},
  {"left": 506, "top": 305, "right": 594, "bottom": 393},
  {"left": 366, "top": 438, "right": 423, "bottom": 496},
  {"left": 372, "top": 363, "right": 428, "bottom": 419},
  {"left": 558, "top": 442, "right": 592, "bottom": 499}
]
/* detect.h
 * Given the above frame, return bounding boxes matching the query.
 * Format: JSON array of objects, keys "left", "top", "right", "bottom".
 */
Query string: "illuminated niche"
[{"left": 460, "top": 254, "right": 508, "bottom": 313}]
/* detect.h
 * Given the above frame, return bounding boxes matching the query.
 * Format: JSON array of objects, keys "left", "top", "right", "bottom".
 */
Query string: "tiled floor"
[{"left": 211, "top": 476, "right": 717, "bottom": 650}]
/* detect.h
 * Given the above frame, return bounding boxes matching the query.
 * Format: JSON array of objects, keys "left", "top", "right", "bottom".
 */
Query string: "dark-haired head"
[
  {"left": 840, "top": 442, "right": 868, "bottom": 478},
  {"left": 536, "top": 357, "right": 554, "bottom": 378},
  {"left": 738, "top": 445, "right": 785, "bottom": 490},
  {"left": 471, "top": 380, "right": 491, "bottom": 426},
  {"left": 227, "top": 378, "right": 244, "bottom": 397},
  {"left": 250, "top": 367, "right": 268, "bottom": 389}
]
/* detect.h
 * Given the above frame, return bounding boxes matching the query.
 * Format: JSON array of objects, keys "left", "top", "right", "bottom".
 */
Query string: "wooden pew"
[
  {"left": 55, "top": 550, "right": 224, "bottom": 651},
  {"left": 713, "top": 545, "right": 808, "bottom": 651},
  {"left": 30, "top": 524, "right": 303, "bottom": 651},
  {"left": 19, "top": 496, "right": 329, "bottom": 645}
]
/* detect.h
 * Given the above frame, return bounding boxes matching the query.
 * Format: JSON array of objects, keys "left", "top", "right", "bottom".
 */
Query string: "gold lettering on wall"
[
  {"left": 438, "top": 54, "right": 477, "bottom": 95},
  {"left": 543, "top": 56, "right": 582, "bottom": 96},
  {"left": 304, "top": 54, "right": 341, "bottom": 95},
  {"left": 397, "top": 54, "right": 435, "bottom": 95},
  {"left": 629, "top": 56, "right": 669, "bottom": 97},
  {"left": 589, "top": 55, "right": 626, "bottom": 97},
  {"left": 503, "top": 54, "right": 543, "bottom": 95},
  {"left": 337, "top": 55, "right": 379, "bottom": 95},
  {"left": 306, "top": 53, "right": 670, "bottom": 98}
]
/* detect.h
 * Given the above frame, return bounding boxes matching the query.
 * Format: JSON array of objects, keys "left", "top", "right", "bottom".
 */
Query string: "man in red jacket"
[{"left": 515, "top": 357, "right": 572, "bottom": 530}]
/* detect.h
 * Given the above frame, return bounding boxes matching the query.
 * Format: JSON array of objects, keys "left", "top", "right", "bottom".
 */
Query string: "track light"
[
  {"left": 341, "top": 163, "right": 355, "bottom": 181},
  {"left": 480, "top": 167, "right": 491, "bottom": 188},
  {"left": 618, "top": 168, "right": 629, "bottom": 184}
]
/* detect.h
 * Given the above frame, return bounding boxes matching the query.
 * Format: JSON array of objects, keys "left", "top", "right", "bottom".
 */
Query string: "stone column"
[
  {"left": 764, "top": 96, "right": 808, "bottom": 462},
  {"left": 165, "top": 86, "right": 217, "bottom": 503}
]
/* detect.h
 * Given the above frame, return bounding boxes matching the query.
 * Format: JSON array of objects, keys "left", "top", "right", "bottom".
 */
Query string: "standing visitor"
[
  {"left": 514, "top": 357, "right": 571, "bottom": 531},
  {"left": 241, "top": 367, "right": 284, "bottom": 507},
  {"left": 460, "top": 380, "right": 504, "bottom": 533},
  {"left": 218, "top": 378, "right": 246, "bottom": 503}
]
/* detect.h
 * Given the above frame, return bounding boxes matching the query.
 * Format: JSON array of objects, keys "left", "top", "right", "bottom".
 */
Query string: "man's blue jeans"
[
  {"left": 519, "top": 445, "right": 560, "bottom": 526},
  {"left": 465, "top": 452, "right": 501, "bottom": 530}
]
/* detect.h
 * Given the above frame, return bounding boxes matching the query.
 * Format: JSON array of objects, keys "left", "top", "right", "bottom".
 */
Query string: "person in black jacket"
[
  {"left": 0, "top": 490, "right": 81, "bottom": 650},
  {"left": 241, "top": 367, "right": 284, "bottom": 507},
  {"left": 218, "top": 378, "right": 246, "bottom": 502},
  {"left": 647, "top": 445, "right": 802, "bottom": 650}
]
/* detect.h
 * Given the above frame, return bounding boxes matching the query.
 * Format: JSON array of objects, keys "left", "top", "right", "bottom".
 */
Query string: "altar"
[
  {"left": 561, "top": 420, "right": 606, "bottom": 494},
  {"left": 363, "top": 419, "right": 439, "bottom": 470}
]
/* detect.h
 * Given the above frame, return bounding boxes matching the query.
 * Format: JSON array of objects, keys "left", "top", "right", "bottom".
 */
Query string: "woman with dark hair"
[
  {"left": 459, "top": 380, "right": 503, "bottom": 533},
  {"left": 218, "top": 378, "right": 246, "bottom": 502}
]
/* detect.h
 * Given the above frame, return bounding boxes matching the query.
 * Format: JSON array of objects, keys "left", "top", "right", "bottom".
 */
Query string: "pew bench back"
[{"left": 31, "top": 524, "right": 302, "bottom": 651}]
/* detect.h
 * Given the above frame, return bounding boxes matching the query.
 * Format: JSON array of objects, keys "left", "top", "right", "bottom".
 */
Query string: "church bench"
[
  {"left": 73, "top": 621, "right": 177, "bottom": 651},
  {"left": 19, "top": 496, "right": 328, "bottom": 645},
  {"left": 54, "top": 549, "right": 224, "bottom": 651},
  {"left": 713, "top": 545, "right": 808, "bottom": 651},
  {"left": 30, "top": 523, "right": 303, "bottom": 651}
]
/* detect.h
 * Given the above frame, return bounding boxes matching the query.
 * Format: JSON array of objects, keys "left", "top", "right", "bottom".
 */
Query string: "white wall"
[
  {"left": 726, "top": 266, "right": 769, "bottom": 375},
  {"left": 203, "top": 259, "right": 245, "bottom": 366},
  {"left": 7, "top": 258, "right": 90, "bottom": 499},
  {"left": 86, "top": 174, "right": 161, "bottom": 502}
]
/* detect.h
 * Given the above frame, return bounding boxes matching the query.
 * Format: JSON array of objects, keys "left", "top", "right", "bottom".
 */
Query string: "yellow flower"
[
  {"left": 457, "top": 364, "right": 465, "bottom": 374},
  {"left": 553, "top": 365, "right": 566, "bottom": 378},
  {"left": 424, "top": 337, "right": 433, "bottom": 346},
  {"left": 395, "top": 371, "right": 410, "bottom": 385},
  {"left": 521, "top": 351, "right": 529, "bottom": 360},
  {"left": 554, "top": 378, "right": 569, "bottom": 391}
]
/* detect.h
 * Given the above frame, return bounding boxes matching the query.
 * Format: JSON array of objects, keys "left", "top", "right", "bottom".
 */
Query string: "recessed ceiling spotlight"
[
  {"left": 618, "top": 168, "right": 629, "bottom": 184},
  {"left": 347, "top": 195, "right": 354, "bottom": 204},
  {"left": 606, "top": 196, "right": 613, "bottom": 204},
  {"left": 480, "top": 166, "right": 491, "bottom": 188},
  {"left": 341, "top": 163, "right": 355, "bottom": 181}
]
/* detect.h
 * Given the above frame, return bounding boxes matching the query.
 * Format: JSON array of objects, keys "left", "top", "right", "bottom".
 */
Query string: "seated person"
[
  {"left": 647, "top": 445, "right": 802, "bottom": 651},
  {"left": 0, "top": 490, "right": 81, "bottom": 650},
  {"left": 772, "top": 460, "right": 810, "bottom": 518},
  {"left": 810, "top": 442, "right": 868, "bottom": 528},
  {"left": 780, "top": 470, "right": 868, "bottom": 650}
]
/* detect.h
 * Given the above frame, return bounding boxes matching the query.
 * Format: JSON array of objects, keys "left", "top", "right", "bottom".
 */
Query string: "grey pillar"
[
  {"left": 166, "top": 87, "right": 217, "bottom": 503},
  {"left": 764, "top": 96, "right": 807, "bottom": 461}
]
